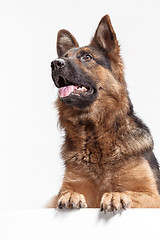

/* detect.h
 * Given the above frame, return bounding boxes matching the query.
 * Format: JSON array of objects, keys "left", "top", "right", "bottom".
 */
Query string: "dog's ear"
[
  {"left": 57, "top": 29, "right": 79, "bottom": 57},
  {"left": 90, "top": 15, "right": 119, "bottom": 53}
]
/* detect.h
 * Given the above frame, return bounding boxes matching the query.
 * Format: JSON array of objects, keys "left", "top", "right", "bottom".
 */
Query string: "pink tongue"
[{"left": 59, "top": 85, "right": 79, "bottom": 98}]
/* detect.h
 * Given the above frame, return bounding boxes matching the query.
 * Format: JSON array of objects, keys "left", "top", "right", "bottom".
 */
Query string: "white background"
[
  {"left": 1, "top": 209, "right": 160, "bottom": 240},
  {"left": 0, "top": 0, "right": 160, "bottom": 209}
]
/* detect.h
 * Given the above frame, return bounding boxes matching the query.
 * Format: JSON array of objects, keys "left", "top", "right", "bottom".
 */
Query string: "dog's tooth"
[{"left": 82, "top": 86, "right": 87, "bottom": 92}]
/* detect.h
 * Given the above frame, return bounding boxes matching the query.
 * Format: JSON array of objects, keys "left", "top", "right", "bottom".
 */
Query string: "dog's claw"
[
  {"left": 100, "top": 204, "right": 103, "bottom": 212},
  {"left": 58, "top": 201, "right": 63, "bottom": 209}
]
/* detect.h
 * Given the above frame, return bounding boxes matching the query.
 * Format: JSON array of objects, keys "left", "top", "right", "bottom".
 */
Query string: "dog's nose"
[{"left": 51, "top": 58, "right": 66, "bottom": 71}]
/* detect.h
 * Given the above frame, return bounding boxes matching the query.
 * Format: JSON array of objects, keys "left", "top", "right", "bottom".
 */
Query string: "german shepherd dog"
[{"left": 50, "top": 15, "right": 160, "bottom": 212}]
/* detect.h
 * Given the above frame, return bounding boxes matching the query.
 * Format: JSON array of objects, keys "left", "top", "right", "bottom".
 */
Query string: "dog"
[{"left": 49, "top": 14, "right": 160, "bottom": 212}]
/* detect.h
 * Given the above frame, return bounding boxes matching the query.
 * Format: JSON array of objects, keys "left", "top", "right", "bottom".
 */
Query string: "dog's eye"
[{"left": 82, "top": 54, "right": 93, "bottom": 62}]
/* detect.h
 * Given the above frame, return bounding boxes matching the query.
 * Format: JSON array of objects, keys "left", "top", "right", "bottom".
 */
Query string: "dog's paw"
[
  {"left": 57, "top": 191, "right": 87, "bottom": 209},
  {"left": 100, "top": 192, "right": 132, "bottom": 213}
]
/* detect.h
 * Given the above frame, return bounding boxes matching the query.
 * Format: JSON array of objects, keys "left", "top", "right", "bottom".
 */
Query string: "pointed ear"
[
  {"left": 90, "top": 15, "right": 118, "bottom": 53},
  {"left": 57, "top": 29, "right": 79, "bottom": 57}
]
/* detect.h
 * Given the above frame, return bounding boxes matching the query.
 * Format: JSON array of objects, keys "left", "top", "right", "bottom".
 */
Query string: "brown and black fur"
[{"left": 49, "top": 15, "right": 160, "bottom": 212}]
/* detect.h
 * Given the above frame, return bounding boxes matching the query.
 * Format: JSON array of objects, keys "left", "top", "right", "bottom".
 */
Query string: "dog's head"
[{"left": 51, "top": 15, "right": 128, "bottom": 112}]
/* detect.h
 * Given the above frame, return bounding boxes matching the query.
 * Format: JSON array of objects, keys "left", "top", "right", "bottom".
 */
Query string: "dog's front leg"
[{"left": 56, "top": 170, "right": 89, "bottom": 209}]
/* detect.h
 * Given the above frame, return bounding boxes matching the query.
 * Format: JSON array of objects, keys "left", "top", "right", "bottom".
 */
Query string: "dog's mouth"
[{"left": 54, "top": 75, "right": 95, "bottom": 99}]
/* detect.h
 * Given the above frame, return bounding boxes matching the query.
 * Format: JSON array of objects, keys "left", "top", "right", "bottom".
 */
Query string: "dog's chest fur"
[
  {"left": 62, "top": 115, "right": 153, "bottom": 164},
  {"left": 61, "top": 115, "right": 153, "bottom": 191}
]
